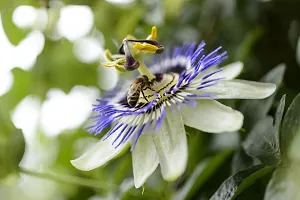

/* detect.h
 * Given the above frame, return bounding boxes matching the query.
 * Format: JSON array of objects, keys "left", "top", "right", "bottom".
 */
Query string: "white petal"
[
  {"left": 152, "top": 108, "right": 188, "bottom": 181},
  {"left": 197, "top": 62, "right": 243, "bottom": 80},
  {"left": 200, "top": 79, "right": 276, "bottom": 99},
  {"left": 182, "top": 99, "right": 244, "bottom": 133},
  {"left": 218, "top": 61, "right": 243, "bottom": 80},
  {"left": 71, "top": 132, "right": 129, "bottom": 171},
  {"left": 132, "top": 133, "right": 159, "bottom": 188}
]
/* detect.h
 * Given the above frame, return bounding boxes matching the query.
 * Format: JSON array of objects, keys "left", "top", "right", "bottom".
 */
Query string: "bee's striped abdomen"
[{"left": 127, "top": 91, "right": 140, "bottom": 107}]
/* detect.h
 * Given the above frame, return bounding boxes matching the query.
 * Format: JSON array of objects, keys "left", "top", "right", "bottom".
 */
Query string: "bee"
[{"left": 127, "top": 75, "right": 155, "bottom": 107}]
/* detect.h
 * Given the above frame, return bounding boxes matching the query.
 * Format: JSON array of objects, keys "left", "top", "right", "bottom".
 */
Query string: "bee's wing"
[{"left": 128, "top": 82, "right": 142, "bottom": 96}]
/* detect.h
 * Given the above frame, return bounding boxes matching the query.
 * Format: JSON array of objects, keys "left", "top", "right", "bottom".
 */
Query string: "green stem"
[
  {"left": 137, "top": 58, "right": 155, "bottom": 80},
  {"left": 19, "top": 167, "right": 117, "bottom": 190}
]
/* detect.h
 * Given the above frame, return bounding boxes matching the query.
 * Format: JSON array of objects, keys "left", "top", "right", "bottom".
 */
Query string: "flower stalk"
[
  {"left": 136, "top": 56, "right": 156, "bottom": 80},
  {"left": 19, "top": 167, "right": 117, "bottom": 190}
]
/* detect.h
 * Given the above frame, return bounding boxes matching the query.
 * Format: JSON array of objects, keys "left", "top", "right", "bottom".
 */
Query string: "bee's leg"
[
  {"left": 150, "top": 87, "right": 156, "bottom": 92},
  {"left": 145, "top": 86, "right": 156, "bottom": 92},
  {"left": 141, "top": 90, "right": 149, "bottom": 102}
]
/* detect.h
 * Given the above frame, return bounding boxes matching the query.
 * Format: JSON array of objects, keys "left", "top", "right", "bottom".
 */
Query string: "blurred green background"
[{"left": 0, "top": 0, "right": 300, "bottom": 199}]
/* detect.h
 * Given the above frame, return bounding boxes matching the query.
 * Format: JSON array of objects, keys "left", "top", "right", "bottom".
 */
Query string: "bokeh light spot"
[
  {"left": 98, "top": 66, "right": 119, "bottom": 91},
  {"left": 57, "top": 5, "right": 94, "bottom": 41},
  {"left": 11, "top": 96, "right": 41, "bottom": 143},
  {"left": 12, "top": 5, "right": 37, "bottom": 29},
  {"left": 14, "top": 30, "right": 45, "bottom": 70},
  {"left": 40, "top": 86, "right": 99, "bottom": 137},
  {"left": 73, "top": 36, "right": 104, "bottom": 63},
  {"left": 105, "top": 0, "right": 135, "bottom": 4},
  {"left": 0, "top": 71, "right": 13, "bottom": 96}
]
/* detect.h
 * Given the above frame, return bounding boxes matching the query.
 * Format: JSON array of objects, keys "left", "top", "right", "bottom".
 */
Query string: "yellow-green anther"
[
  {"left": 102, "top": 58, "right": 126, "bottom": 68},
  {"left": 147, "top": 26, "right": 157, "bottom": 40},
  {"left": 129, "top": 39, "right": 164, "bottom": 54},
  {"left": 156, "top": 46, "right": 164, "bottom": 54},
  {"left": 133, "top": 43, "right": 158, "bottom": 54},
  {"left": 114, "top": 65, "right": 127, "bottom": 72},
  {"left": 105, "top": 49, "right": 114, "bottom": 61}
]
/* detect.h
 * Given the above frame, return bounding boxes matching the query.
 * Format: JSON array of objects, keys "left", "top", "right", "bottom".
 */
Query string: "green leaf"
[
  {"left": 265, "top": 166, "right": 300, "bottom": 200},
  {"left": 172, "top": 150, "right": 233, "bottom": 200},
  {"left": 231, "top": 149, "right": 256, "bottom": 174},
  {"left": 210, "top": 164, "right": 274, "bottom": 200},
  {"left": 0, "top": 129, "right": 25, "bottom": 179},
  {"left": 242, "top": 116, "right": 280, "bottom": 166},
  {"left": 274, "top": 95, "right": 286, "bottom": 132},
  {"left": 239, "top": 64, "right": 286, "bottom": 130},
  {"left": 0, "top": 105, "right": 25, "bottom": 179},
  {"left": 289, "top": 127, "right": 300, "bottom": 162},
  {"left": 280, "top": 93, "right": 300, "bottom": 161},
  {"left": 296, "top": 36, "right": 300, "bottom": 67}
]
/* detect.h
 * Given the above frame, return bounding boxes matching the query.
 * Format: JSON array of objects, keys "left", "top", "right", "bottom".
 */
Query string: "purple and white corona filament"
[
  {"left": 71, "top": 41, "right": 276, "bottom": 188},
  {"left": 90, "top": 42, "right": 228, "bottom": 148}
]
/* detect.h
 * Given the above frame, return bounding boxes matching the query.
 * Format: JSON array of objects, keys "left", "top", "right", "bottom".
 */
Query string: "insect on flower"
[
  {"left": 127, "top": 75, "right": 156, "bottom": 107},
  {"left": 71, "top": 26, "right": 277, "bottom": 188}
]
